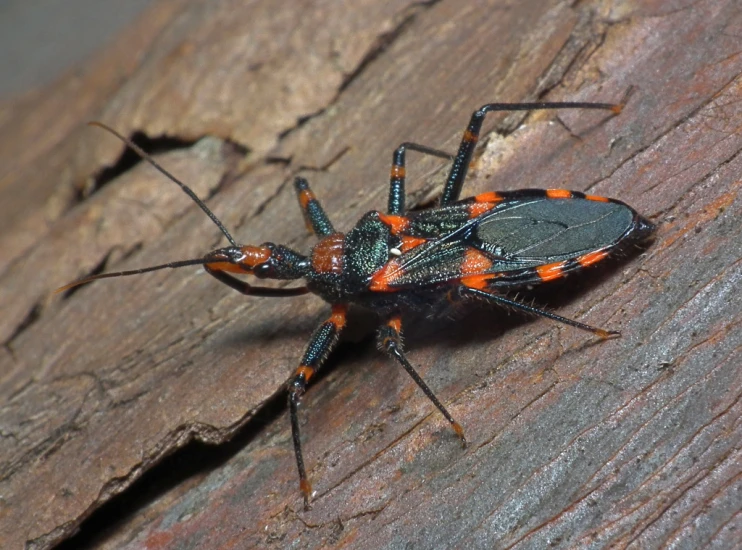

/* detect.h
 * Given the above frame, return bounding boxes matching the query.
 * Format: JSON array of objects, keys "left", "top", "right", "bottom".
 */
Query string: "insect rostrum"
[{"left": 59, "top": 101, "right": 654, "bottom": 510}]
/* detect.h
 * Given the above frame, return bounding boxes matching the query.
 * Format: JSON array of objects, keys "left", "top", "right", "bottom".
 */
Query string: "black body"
[{"left": 62, "top": 101, "right": 655, "bottom": 510}]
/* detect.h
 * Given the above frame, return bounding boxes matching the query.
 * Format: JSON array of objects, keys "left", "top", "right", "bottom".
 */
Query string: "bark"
[{"left": 1, "top": 0, "right": 740, "bottom": 548}]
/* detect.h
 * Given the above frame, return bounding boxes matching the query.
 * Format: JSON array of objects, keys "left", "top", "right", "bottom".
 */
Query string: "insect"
[{"left": 59, "top": 101, "right": 655, "bottom": 509}]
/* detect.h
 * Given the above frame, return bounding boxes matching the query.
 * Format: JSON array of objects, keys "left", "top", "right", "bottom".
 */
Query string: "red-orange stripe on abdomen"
[
  {"left": 536, "top": 261, "right": 566, "bottom": 282},
  {"left": 545, "top": 189, "right": 573, "bottom": 199},
  {"left": 577, "top": 249, "right": 609, "bottom": 267}
]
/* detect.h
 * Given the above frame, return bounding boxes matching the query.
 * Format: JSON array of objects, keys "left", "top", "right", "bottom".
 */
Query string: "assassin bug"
[{"left": 59, "top": 101, "right": 655, "bottom": 510}]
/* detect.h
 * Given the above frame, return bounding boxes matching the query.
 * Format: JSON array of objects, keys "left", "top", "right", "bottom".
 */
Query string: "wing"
[{"left": 370, "top": 190, "right": 646, "bottom": 291}]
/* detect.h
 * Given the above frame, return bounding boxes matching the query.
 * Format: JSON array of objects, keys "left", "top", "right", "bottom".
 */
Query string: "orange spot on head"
[
  {"left": 536, "top": 261, "right": 566, "bottom": 282},
  {"left": 399, "top": 235, "right": 426, "bottom": 252},
  {"left": 206, "top": 245, "right": 272, "bottom": 274},
  {"left": 329, "top": 304, "right": 347, "bottom": 329},
  {"left": 299, "top": 188, "right": 315, "bottom": 209},
  {"left": 242, "top": 245, "right": 272, "bottom": 264},
  {"left": 584, "top": 194, "right": 610, "bottom": 203},
  {"left": 370, "top": 259, "right": 404, "bottom": 291},
  {"left": 312, "top": 233, "right": 345, "bottom": 274},
  {"left": 300, "top": 479, "right": 312, "bottom": 497},
  {"left": 610, "top": 104, "right": 623, "bottom": 114},
  {"left": 577, "top": 249, "right": 609, "bottom": 268},
  {"left": 296, "top": 365, "right": 315, "bottom": 383},
  {"left": 390, "top": 165, "right": 405, "bottom": 179},
  {"left": 461, "top": 249, "right": 493, "bottom": 275},
  {"left": 546, "top": 189, "right": 573, "bottom": 199},
  {"left": 378, "top": 213, "right": 410, "bottom": 235},
  {"left": 461, "top": 274, "right": 492, "bottom": 290}
]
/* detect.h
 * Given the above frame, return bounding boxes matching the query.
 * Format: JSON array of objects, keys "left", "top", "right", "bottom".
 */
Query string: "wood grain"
[{"left": 1, "top": 0, "right": 740, "bottom": 548}]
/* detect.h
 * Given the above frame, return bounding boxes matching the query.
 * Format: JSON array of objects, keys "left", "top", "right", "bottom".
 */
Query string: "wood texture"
[{"left": 1, "top": 0, "right": 740, "bottom": 548}]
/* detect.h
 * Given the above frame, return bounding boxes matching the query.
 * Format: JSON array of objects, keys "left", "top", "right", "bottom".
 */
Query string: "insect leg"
[
  {"left": 460, "top": 285, "right": 619, "bottom": 339},
  {"left": 387, "top": 143, "right": 454, "bottom": 214},
  {"left": 288, "top": 304, "right": 348, "bottom": 510},
  {"left": 440, "top": 101, "right": 621, "bottom": 206},
  {"left": 294, "top": 177, "right": 335, "bottom": 237},
  {"left": 377, "top": 315, "right": 467, "bottom": 446}
]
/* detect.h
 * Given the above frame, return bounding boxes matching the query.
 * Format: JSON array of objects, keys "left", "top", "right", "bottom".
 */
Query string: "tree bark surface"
[{"left": 1, "top": 1, "right": 740, "bottom": 548}]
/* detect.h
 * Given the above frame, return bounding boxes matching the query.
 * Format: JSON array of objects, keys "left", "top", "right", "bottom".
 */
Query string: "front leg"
[
  {"left": 387, "top": 143, "right": 454, "bottom": 214},
  {"left": 288, "top": 304, "right": 348, "bottom": 510},
  {"left": 294, "top": 177, "right": 336, "bottom": 237}
]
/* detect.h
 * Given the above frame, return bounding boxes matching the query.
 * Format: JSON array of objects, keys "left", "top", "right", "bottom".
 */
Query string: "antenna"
[
  {"left": 55, "top": 258, "right": 213, "bottom": 293},
  {"left": 88, "top": 121, "right": 237, "bottom": 247}
]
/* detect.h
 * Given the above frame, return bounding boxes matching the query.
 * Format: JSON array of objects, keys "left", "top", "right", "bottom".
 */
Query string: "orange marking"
[
  {"left": 241, "top": 245, "right": 272, "bottom": 267},
  {"left": 299, "top": 188, "right": 315, "bottom": 209},
  {"left": 536, "top": 261, "right": 566, "bottom": 282},
  {"left": 207, "top": 245, "right": 272, "bottom": 273},
  {"left": 390, "top": 165, "right": 405, "bottom": 179},
  {"left": 399, "top": 235, "right": 426, "bottom": 252},
  {"left": 387, "top": 317, "right": 402, "bottom": 333},
  {"left": 577, "top": 249, "right": 609, "bottom": 268},
  {"left": 468, "top": 201, "right": 494, "bottom": 218},
  {"left": 584, "top": 194, "right": 610, "bottom": 203},
  {"left": 300, "top": 479, "right": 312, "bottom": 497},
  {"left": 463, "top": 129, "right": 478, "bottom": 143},
  {"left": 370, "top": 259, "right": 404, "bottom": 291},
  {"left": 610, "top": 104, "right": 623, "bottom": 114},
  {"left": 312, "top": 233, "right": 345, "bottom": 274},
  {"left": 55, "top": 280, "right": 84, "bottom": 294},
  {"left": 461, "top": 249, "right": 493, "bottom": 275},
  {"left": 378, "top": 213, "right": 410, "bottom": 234},
  {"left": 296, "top": 365, "right": 315, "bottom": 383},
  {"left": 474, "top": 191, "right": 503, "bottom": 203},
  {"left": 452, "top": 421, "right": 466, "bottom": 447},
  {"left": 546, "top": 189, "right": 573, "bottom": 199},
  {"left": 461, "top": 274, "right": 492, "bottom": 290},
  {"left": 205, "top": 261, "right": 249, "bottom": 274},
  {"left": 329, "top": 304, "right": 347, "bottom": 329}
]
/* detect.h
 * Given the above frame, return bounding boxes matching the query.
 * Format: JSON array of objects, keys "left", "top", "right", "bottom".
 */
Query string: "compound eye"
[{"left": 254, "top": 263, "right": 273, "bottom": 278}]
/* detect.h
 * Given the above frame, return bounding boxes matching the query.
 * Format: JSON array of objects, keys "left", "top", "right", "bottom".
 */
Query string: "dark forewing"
[
  {"left": 472, "top": 196, "right": 634, "bottom": 261},
  {"left": 381, "top": 192, "right": 642, "bottom": 290}
]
